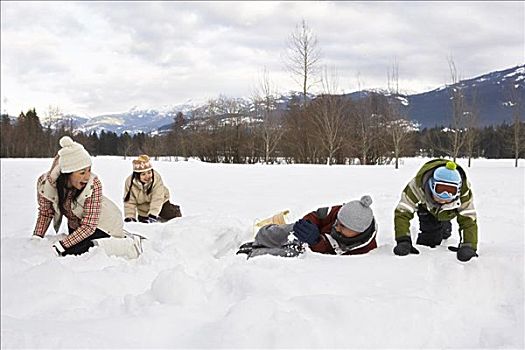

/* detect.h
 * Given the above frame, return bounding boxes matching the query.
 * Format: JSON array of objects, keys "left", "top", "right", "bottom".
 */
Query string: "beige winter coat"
[
  {"left": 123, "top": 170, "right": 170, "bottom": 218},
  {"left": 38, "top": 172, "right": 125, "bottom": 238}
]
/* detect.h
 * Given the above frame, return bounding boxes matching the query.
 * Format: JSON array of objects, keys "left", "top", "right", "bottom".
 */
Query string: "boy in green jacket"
[{"left": 393, "top": 159, "right": 478, "bottom": 262}]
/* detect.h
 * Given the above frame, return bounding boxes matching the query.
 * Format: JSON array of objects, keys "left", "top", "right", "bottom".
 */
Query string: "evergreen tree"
[{"left": 1, "top": 114, "right": 13, "bottom": 157}]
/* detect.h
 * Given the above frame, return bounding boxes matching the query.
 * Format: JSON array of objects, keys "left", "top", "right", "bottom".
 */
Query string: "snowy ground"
[{"left": 1, "top": 156, "right": 524, "bottom": 349}]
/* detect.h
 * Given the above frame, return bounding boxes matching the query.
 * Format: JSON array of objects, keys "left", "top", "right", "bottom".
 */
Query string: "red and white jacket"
[
  {"left": 303, "top": 205, "right": 378, "bottom": 255},
  {"left": 33, "top": 158, "right": 125, "bottom": 248}
]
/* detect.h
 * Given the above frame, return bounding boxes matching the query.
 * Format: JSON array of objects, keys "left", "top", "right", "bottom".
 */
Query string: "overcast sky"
[{"left": 1, "top": 1, "right": 524, "bottom": 117}]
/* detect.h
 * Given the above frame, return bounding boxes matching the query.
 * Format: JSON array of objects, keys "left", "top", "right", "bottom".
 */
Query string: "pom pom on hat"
[
  {"left": 359, "top": 195, "right": 373, "bottom": 208},
  {"left": 58, "top": 136, "right": 92, "bottom": 173},
  {"left": 337, "top": 195, "right": 375, "bottom": 233},
  {"left": 445, "top": 161, "right": 457, "bottom": 170},
  {"left": 60, "top": 136, "right": 75, "bottom": 148},
  {"left": 132, "top": 155, "right": 153, "bottom": 172}
]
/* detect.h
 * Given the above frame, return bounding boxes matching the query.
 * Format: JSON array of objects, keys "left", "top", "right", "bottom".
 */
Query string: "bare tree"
[
  {"left": 45, "top": 105, "right": 63, "bottom": 129},
  {"left": 384, "top": 61, "right": 415, "bottom": 169},
  {"left": 44, "top": 105, "right": 63, "bottom": 153},
  {"left": 282, "top": 98, "right": 318, "bottom": 163},
  {"left": 252, "top": 68, "right": 284, "bottom": 163},
  {"left": 285, "top": 19, "right": 321, "bottom": 105},
  {"left": 506, "top": 84, "right": 524, "bottom": 167},
  {"left": 352, "top": 96, "right": 370, "bottom": 165},
  {"left": 310, "top": 66, "right": 347, "bottom": 165},
  {"left": 387, "top": 58, "right": 400, "bottom": 95},
  {"left": 386, "top": 118, "right": 417, "bottom": 168},
  {"left": 349, "top": 75, "right": 377, "bottom": 165},
  {"left": 447, "top": 57, "right": 467, "bottom": 162},
  {"left": 463, "top": 89, "right": 480, "bottom": 167},
  {"left": 206, "top": 95, "right": 252, "bottom": 163}
]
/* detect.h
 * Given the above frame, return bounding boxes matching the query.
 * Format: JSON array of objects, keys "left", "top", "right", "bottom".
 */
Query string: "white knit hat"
[
  {"left": 337, "top": 195, "right": 374, "bottom": 232},
  {"left": 57, "top": 136, "right": 92, "bottom": 173}
]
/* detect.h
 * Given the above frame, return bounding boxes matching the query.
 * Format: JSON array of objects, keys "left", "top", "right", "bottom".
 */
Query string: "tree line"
[{"left": 1, "top": 93, "right": 523, "bottom": 167}]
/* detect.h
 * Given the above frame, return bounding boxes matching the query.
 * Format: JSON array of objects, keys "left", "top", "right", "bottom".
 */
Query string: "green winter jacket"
[{"left": 394, "top": 159, "right": 478, "bottom": 249}]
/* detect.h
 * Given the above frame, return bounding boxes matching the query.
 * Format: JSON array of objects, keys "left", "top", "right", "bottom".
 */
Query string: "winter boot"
[
  {"left": 236, "top": 241, "right": 256, "bottom": 255},
  {"left": 159, "top": 201, "right": 182, "bottom": 221},
  {"left": 246, "top": 240, "right": 304, "bottom": 259}
]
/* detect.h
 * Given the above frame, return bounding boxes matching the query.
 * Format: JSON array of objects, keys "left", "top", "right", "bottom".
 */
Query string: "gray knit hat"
[{"left": 337, "top": 195, "right": 374, "bottom": 232}]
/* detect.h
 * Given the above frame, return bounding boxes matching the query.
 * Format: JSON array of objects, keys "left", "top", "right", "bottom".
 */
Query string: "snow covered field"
[{"left": 1, "top": 156, "right": 524, "bottom": 349}]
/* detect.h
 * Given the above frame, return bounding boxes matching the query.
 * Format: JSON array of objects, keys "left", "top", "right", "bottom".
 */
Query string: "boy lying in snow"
[
  {"left": 393, "top": 159, "right": 478, "bottom": 262},
  {"left": 237, "top": 195, "right": 378, "bottom": 258}
]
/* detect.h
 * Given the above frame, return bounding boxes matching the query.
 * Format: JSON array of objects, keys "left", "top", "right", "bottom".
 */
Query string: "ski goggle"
[
  {"left": 431, "top": 180, "right": 460, "bottom": 201},
  {"left": 434, "top": 182, "right": 459, "bottom": 195}
]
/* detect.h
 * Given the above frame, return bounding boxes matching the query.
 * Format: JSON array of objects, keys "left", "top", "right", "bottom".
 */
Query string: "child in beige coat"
[{"left": 123, "top": 155, "right": 182, "bottom": 223}]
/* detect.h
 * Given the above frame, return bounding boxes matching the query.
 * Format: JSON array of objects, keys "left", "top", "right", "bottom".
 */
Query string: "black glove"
[
  {"left": 146, "top": 215, "right": 158, "bottom": 224},
  {"left": 124, "top": 217, "right": 137, "bottom": 223},
  {"left": 449, "top": 245, "right": 478, "bottom": 262},
  {"left": 393, "top": 236, "right": 420, "bottom": 256},
  {"left": 292, "top": 219, "right": 320, "bottom": 245}
]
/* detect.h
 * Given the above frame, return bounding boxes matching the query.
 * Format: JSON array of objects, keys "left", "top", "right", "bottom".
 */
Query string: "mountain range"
[
  {"left": 400, "top": 65, "right": 524, "bottom": 127},
  {"left": 41, "top": 64, "right": 525, "bottom": 134}
]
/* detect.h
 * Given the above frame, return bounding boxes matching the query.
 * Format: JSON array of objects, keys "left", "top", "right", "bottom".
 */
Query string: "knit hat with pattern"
[{"left": 132, "top": 155, "right": 153, "bottom": 173}]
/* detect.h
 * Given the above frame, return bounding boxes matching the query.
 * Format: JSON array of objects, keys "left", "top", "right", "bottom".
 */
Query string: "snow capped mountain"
[
  {"left": 38, "top": 65, "right": 525, "bottom": 134},
  {"left": 405, "top": 64, "right": 525, "bottom": 127},
  {"left": 57, "top": 103, "right": 199, "bottom": 135},
  {"left": 79, "top": 109, "right": 177, "bottom": 135}
]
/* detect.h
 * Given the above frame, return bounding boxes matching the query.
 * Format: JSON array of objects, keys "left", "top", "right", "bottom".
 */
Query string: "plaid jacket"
[{"left": 33, "top": 161, "right": 125, "bottom": 248}]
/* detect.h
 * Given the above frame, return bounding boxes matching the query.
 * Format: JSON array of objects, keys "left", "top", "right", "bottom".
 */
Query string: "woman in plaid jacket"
[{"left": 32, "top": 136, "right": 141, "bottom": 258}]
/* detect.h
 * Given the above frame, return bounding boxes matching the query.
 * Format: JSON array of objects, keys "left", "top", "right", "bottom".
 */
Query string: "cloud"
[{"left": 1, "top": 1, "right": 523, "bottom": 116}]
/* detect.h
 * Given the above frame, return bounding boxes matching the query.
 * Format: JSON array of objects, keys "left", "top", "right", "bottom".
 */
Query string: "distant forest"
[{"left": 1, "top": 90, "right": 523, "bottom": 168}]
